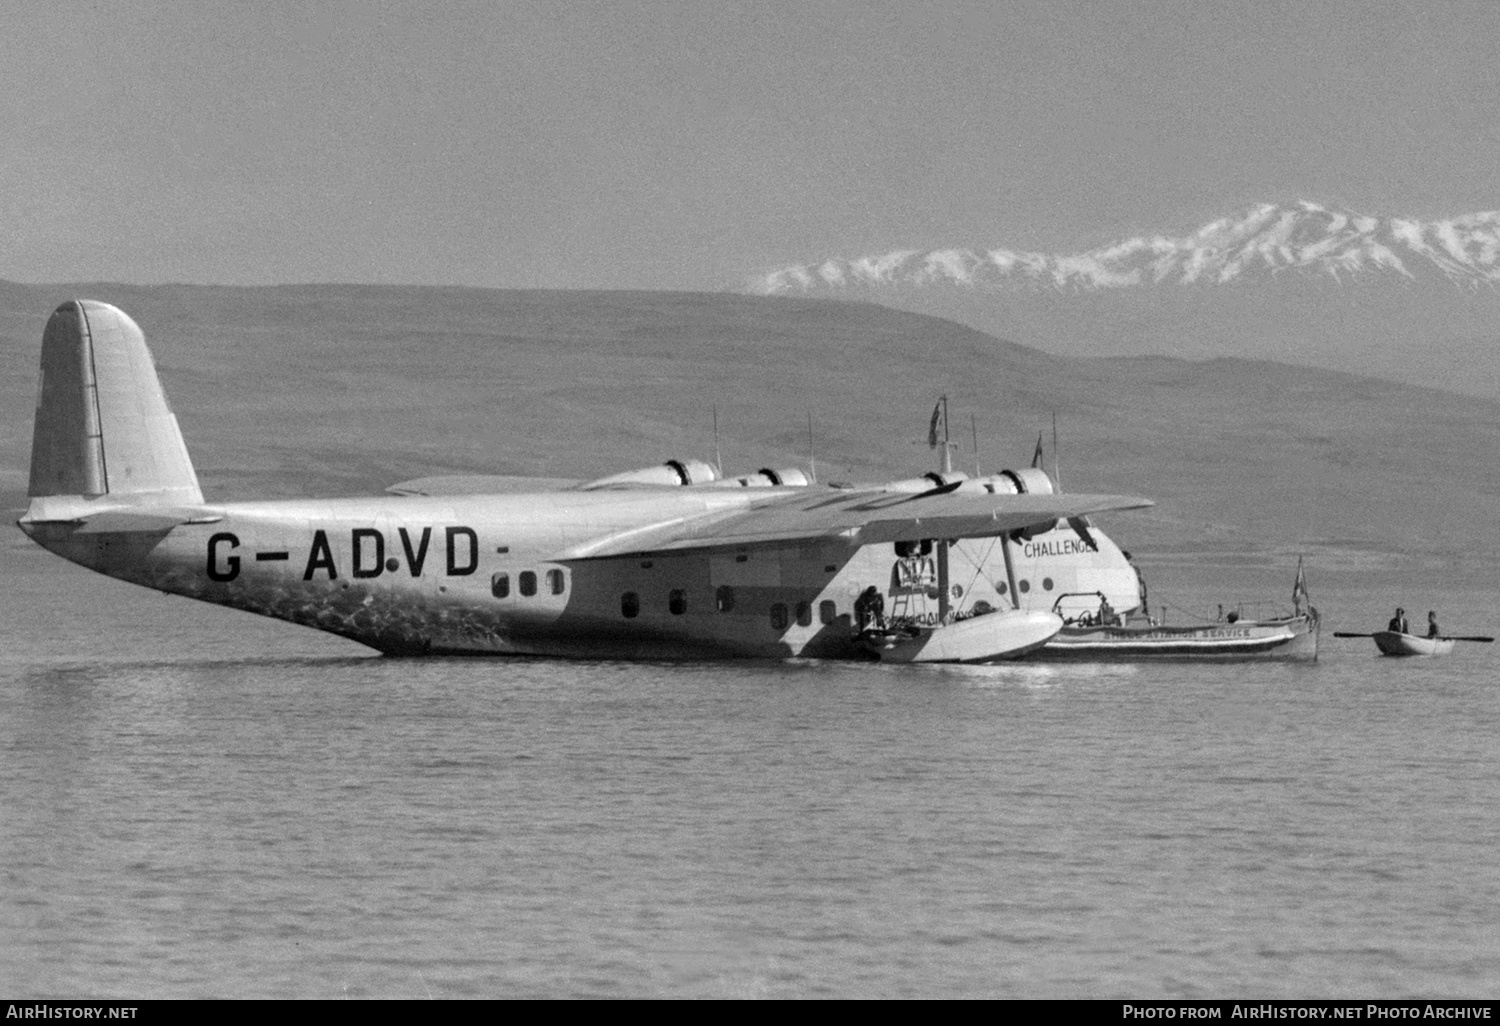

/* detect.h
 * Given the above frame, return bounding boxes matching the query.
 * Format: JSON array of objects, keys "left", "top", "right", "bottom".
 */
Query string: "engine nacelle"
[
  {"left": 877, "top": 467, "right": 1062, "bottom": 541},
  {"left": 986, "top": 468, "right": 1058, "bottom": 538},
  {"left": 707, "top": 467, "right": 811, "bottom": 488},
  {"left": 580, "top": 459, "right": 719, "bottom": 490},
  {"left": 959, "top": 467, "right": 1054, "bottom": 495},
  {"left": 879, "top": 468, "right": 1055, "bottom": 497},
  {"left": 1006, "top": 467, "right": 1054, "bottom": 495}
]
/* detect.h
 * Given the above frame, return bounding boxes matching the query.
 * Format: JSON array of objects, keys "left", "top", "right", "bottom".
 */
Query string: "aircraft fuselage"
[{"left": 23, "top": 489, "right": 1139, "bottom": 659}]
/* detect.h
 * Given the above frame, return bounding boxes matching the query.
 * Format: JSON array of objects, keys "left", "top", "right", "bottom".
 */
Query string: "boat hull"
[
  {"left": 1034, "top": 615, "right": 1320, "bottom": 662},
  {"left": 863, "top": 609, "right": 1062, "bottom": 663},
  {"left": 1373, "top": 631, "right": 1454, "bottom": 657}
]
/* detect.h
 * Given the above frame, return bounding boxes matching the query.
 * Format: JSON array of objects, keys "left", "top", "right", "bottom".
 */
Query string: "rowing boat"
[{"left": 1372, "top": 631, "right": 1455, "bottom": 657}]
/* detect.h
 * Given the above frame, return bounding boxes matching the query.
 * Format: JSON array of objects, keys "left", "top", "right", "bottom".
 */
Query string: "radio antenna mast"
[
  {"left": 1052, "top": 411, "right": 1061, "bottom": 491},
  {"left": 712, "top": 405, "right": 723, "bottom": 478},
  {"left": 807, "top": 411, "right": 817, "bottom": 484}
]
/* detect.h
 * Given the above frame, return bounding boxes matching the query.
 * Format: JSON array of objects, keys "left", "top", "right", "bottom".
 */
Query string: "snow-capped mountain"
[
  {"left": 760, "top": 202, "right": 1500, "bottom": 293},
  {"left": 753, "top": 202, "right": 1500, "bottom": 400}
]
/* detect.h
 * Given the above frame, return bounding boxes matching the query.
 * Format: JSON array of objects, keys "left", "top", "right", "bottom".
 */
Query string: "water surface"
[{"left": 2, "top": 547, "right": 1496, "bottom": 998}]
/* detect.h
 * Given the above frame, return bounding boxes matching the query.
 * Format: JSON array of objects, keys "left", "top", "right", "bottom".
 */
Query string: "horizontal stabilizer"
[
  {"left": 554, "top": 488, "right": 1152, "bottom": 560},
  {"left": 73, "top": 508, "right": 223, "bottom": 534},
  {"left": 20, "top": 494, "right": 223, "bottom": 532}
]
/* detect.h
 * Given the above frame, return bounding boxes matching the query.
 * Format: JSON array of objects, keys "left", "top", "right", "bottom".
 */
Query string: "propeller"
[{"left": 1066, "top": 515, "right": 1099, "bottom": 552}]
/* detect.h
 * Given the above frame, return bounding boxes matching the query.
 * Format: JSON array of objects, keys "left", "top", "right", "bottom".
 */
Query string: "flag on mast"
[
  {"left": 1292, "top": 556, "right": 1310, "bottom": 615},
  {"left": 1030, "top": 432, "right": 1045, "bottom": 471},
  {"left": 928, "top": 399, "right": 944, "bottom": 449}
]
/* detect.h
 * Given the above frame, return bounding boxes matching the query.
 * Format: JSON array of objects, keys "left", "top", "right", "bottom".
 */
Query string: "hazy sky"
[{"left": 3, "top": 0, "right": 1496, "bottom": 291}]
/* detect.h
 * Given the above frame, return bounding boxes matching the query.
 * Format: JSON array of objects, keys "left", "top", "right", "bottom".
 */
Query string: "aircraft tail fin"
[{"left": 25, "top": 301, "right": 203, "bottom": 513}]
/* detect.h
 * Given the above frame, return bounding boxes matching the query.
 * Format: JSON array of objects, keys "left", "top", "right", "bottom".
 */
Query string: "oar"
[{"left": 1333, "top": 631, "right": 1494, "bottom": 642}]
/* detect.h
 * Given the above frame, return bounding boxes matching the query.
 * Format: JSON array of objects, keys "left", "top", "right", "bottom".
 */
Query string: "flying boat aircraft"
[{"left": 18, "top": 301, "right": 1151, "bottom": 662}]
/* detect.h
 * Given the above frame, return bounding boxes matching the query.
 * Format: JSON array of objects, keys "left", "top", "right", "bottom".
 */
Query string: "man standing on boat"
[
  {"left": 1388, "top": 607, "right": 1410, "bottom": 634},
  {"left": 1427, "top": 611, "right": 1441, "bottom": 639}
]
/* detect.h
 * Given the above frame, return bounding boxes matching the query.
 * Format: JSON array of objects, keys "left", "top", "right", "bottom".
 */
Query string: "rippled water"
[{"left": 2, "top": 546, "right": 1497, "bottom": 998}]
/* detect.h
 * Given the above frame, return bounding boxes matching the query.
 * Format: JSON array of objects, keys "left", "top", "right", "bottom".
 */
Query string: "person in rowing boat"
[
  {"left": 855, "top": 585, "right": 886, "bottom": 632},
  {"left": 1388, "top": 607, "right": 1409, "bottom": 634},
  {"left": 1427, "top": 611, "right": 1441, "bottom": 639}
]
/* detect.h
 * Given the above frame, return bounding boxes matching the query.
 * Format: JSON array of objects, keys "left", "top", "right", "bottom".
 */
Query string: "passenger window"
[
  {"left": 795, "top": 600, "right": 811, "bottom": 627},
  {"left": 621, "top": 591, "right": 639, "bottom": 618},
  {"left": 490, "top": 572, "right": 509, "bottom": 599},
  {"left": 819, "top": 600, "right": 837, "bottom": 625},
  {"left": 716, "top": 585, "right": 735, "bottom": 613},
  {"left": 669, "top": 589, "right": 687, "bottom": 615},
  {"left": 546, "top": 568, "right": 565, "bottom": 595},
  {"left": 770, "top": 603, "right": 788, "bottom": 630},
  {"left": 519, "top": 571, "right": 537, "bottom": 596}
]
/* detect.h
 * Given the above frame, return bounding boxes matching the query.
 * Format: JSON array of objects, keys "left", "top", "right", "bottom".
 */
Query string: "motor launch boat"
[
  {"left": 1037, "top": 607, "right": 1320, "bottom": 661},
  {"left": 1034, "top": 560, "right": 1321, "bottom": 662}
]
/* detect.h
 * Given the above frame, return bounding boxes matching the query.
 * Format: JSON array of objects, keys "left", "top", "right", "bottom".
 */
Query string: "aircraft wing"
[
  {"left": 554, "top": 487, "right": 1152, "bottom": 560},
  {"left": 388, "top": 475, "right": 583, "bottom": 496}
]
